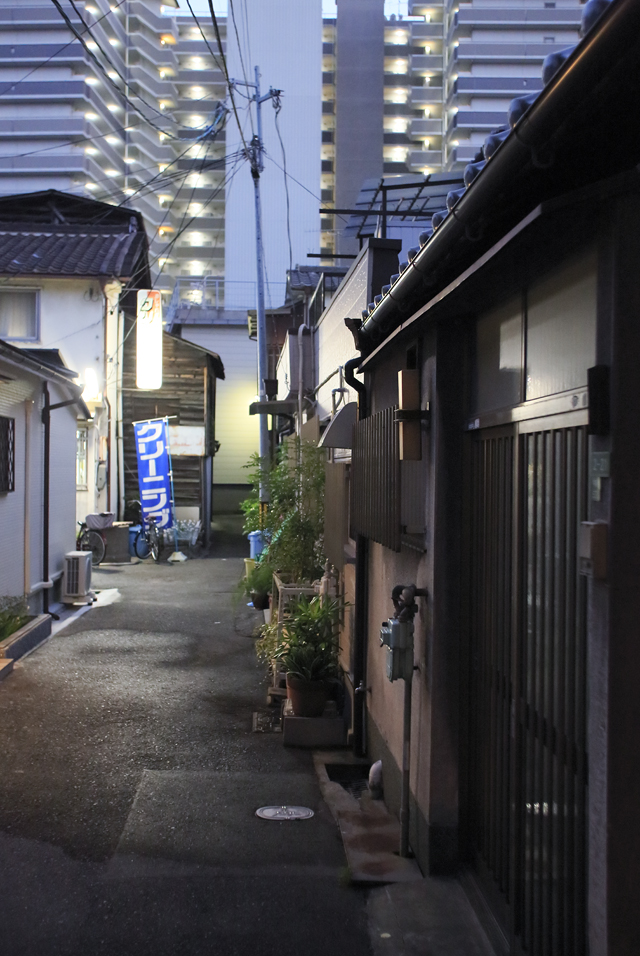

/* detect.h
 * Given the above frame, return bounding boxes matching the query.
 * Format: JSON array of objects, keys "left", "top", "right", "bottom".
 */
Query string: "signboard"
[
  {"left": 136, "top": 289, "right": 163, "bottom": 390},
  {"left": 133, "top": 418, "right": 173, "bottom": 529},
  {"left": 168, "top": 424, "right": 206, "bottom": 457}
]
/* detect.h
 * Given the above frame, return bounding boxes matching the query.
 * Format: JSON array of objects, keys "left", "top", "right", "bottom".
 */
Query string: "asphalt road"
[{"left": 0, "top": 556, "right": 372, "bottom": 956}]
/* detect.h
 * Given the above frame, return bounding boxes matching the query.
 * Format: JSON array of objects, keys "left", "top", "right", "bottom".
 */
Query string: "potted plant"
[
  {"left": 244, "top": 559, "right": 274, "bottom": 611},
  {"left": 273, "top": 595, "right": 343, "bottom": 718}
]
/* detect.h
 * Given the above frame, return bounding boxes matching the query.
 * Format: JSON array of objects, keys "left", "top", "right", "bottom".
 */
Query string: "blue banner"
[{"left": 134, "top": 418, "right": 174, "bottom": 530}]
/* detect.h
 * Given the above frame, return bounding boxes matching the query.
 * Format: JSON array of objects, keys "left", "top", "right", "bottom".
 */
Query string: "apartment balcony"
[
  {"left": 453, "top": 7, "right": 581, "bottom": 30},
  {"left": 411, "top": 23, "right": 445, "bottom": 41},
  {"left": 0, "top": 43, "right": 86, "bottom": 66},
  {"left": 410, "top": 118, "right": 443, "bottom": 137},
  {"left": 0, "top": 117, "right": 86, "bottom": 139},
  {"left": 176, "top": 69, "right": 225, "bottom": 85},
  {"left": 447, "top": 144, "right": 483, "bottom": 166},
  {"left": 410, "top": 54, "right": 444, "bottom": 74},
  {"left": 452, "top": 76, "right": 543, "bottom": 98},
  {"left": 410, "top": 86, "right": 444, "bottom": 107},
  {"left": 128, "top": 35, "right": 178, "bottom": 71},
  {"left": 175, "top": 40, "right": 226, "bottom": 55},
  {"left": 129, "top": 1, "right": 177, "bottom": 35},
  {"left": 452, "top": 41, "right": 578, "bottom": 65},
  {"left": 174, "top": 245, "right": 224, "bottom": 260},
  {"left": 451, "top": 111, "right": 509, "bottom": 131},
  {"left": 406, "top": 149, "right": 444, "bottom": 171}
]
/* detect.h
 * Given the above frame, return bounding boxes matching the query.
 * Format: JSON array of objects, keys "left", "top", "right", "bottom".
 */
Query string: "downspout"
[
  {"left": 297, "top": 324, "right": 306, "bottom": 438},
  {"left": 345, "top": 356, "right": 369, "bottom": 757},
  {"left": 104, "top": 396, "right": 112, "bottom": 513},
  {"left": 42, "top": 384, "right": 51, "bottom": 615},
  {"left": 41, "top": 384, "right": 85, "bottom": 617},
  {"left": 23, "top": 399, "right": 32, "bottom": 597},
  {"left": 117, "top": 308, "right": 125, "bottom": 519}
]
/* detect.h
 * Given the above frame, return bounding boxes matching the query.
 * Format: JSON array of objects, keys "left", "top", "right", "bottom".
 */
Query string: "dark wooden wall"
[{"left": 121, "top": 317, "right": 218, "bottom": 508}]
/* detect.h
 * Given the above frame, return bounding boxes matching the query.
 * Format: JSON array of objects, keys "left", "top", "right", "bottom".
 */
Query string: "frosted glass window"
[
  {"left": 473, "top": 295, "right": 523, "bottom": 414},
  {"left": 0, "top": 290, "right": 38, "bottom": 340},
  {"left": 526, "top": 253, "right": 596, "bottom": 400}
]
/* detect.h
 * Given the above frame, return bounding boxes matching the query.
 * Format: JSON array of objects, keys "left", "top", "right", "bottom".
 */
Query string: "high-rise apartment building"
[{"left": 321, "top": 0, "right": 582, "bottom": 258}]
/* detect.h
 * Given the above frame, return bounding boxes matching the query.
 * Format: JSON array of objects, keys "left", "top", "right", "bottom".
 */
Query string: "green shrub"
[
  {"left": 240, "top": 438, "right": 326, "bottom": 583},
  {"left": 0, "top": 596, "right": 30, "bottom": 641}
]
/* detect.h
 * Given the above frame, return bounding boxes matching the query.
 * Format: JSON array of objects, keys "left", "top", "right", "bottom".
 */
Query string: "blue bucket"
[{"left": 248, "top": 530, "right": 265, "bottom": 559}]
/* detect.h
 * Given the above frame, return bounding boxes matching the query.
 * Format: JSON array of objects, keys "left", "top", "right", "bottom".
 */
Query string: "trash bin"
[
  {"left": 248, "top": 530, "right": 265, "bottom": 559},
  {"left": 129, "top": 524, "right": 141, "bottom": 556}
]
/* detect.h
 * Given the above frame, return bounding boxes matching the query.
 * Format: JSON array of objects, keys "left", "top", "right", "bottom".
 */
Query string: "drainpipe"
[
  {"left": 23, "top": 399, "right": 32, "bottom": 596},
  {"left": 41, "top": 383, "right": 84, "bottom": 617},
  {"left": 297, "top": 324, "right": 306, "bottom": 438},
  {"left": 385, "top": 584, "right": 428, "bottom": 857},
  {"left": 344, "top": 356, "right": 369, "bottom": 756}
]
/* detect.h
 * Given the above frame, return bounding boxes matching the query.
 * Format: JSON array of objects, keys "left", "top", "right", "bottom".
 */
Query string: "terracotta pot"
[
  {"left": 286, "top": 675, "right": 330, "bottom": 718},
  {"left": 250, "top": 590, "right": 270, "bottom": 610}
]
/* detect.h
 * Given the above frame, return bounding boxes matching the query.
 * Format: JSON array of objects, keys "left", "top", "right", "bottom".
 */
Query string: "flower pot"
[
  {"left": 250, "top": 590, "right": 270, "bottom": 611},
  {"left": 286, "top": 675, "right": 330, "bottom": 718}
]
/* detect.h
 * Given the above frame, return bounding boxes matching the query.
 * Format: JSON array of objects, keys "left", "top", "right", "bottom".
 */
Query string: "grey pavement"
[{"left": 0, "top": 555, "right": 371, "bottom": 956}]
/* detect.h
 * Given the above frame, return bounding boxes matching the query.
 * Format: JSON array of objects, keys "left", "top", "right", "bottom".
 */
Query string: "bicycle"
[
  {"left": 77, "top": 520, "right": 107, "bottom": 566},
  {"left": 133, "top": 513, "right": 164, "bottom": 563}
]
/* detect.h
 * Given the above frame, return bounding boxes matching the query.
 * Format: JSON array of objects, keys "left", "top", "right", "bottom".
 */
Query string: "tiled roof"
[{"left": 0, "top": 227, "right": 147, "bottom": 279}]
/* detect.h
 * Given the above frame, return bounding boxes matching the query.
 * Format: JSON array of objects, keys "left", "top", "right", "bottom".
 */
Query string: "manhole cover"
[{"left": 255, "top": 805, "right": 314, "bottom": 820}]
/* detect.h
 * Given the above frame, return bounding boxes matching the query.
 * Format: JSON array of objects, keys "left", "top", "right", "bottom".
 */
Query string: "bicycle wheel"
[
  {"left": 148, "top": 524, "right": 162, "bottom": 562},
  {"left": 134, "top": 530, "right": 151, "bottom": 559},
  {"left": 79, "top": 529, "right": 106, "bottom": 566}
]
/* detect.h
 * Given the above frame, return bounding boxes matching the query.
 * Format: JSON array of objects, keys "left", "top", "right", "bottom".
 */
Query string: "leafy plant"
[
  {"left": 0, "top": 595, "right": 30, "bottom": 641},
  {"left": 265, "top": 595, "right": 345, "bottom": 682},
  {"left": 275, "top": 641, "right": 341, "bottom": 683},
  {"left": 243, "top": 558, "right": 274, "bottom": 598},
  {"left": 240, "top": 438, "right": 326, "bottom": 583}
]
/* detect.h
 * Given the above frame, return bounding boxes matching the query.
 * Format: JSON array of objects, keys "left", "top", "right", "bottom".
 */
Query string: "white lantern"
[{"left": 136, "top": 290, "right": 162, "bottom": 390}]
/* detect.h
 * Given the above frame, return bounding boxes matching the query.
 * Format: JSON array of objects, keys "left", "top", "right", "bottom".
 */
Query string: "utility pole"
[{"left": 231, "top": 68, "right": 281, "bottom": 504}]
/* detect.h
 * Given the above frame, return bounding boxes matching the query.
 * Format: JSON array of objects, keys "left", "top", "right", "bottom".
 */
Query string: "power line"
[
  {"left": 206, "top": 0, "right": 249, "bottom": 156},
  {"left": 183, "top": 0, "right": 225, "bottom": 74},
  {"left": 228, "top": 0, "right": 256, "bottom": 139},
  {"left": 51, "top": 0, "right": 180, "bottom": 140},
  {"left": 264, "top": 151, "right": 350, "bottom": 225},
  {"left": 0, "top": 0, "right": 128, "bottom": 100},
  {"left": 272, "top": 93, "right": 292, "bottom": 272}
]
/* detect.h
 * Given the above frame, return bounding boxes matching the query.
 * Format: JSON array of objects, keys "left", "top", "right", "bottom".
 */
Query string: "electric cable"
[
  {"left": 206, "top": 0, "right": 249, "bottom": 155},
  {"left": 264, "top": 151, "right": 350, "bottom": 225},
  {"left": 0, "top": 0, "right": 128, "bottom": 100},
  {"left": 51, "top": 0, "right": 180, "bottom": 140},
  {"left": 228, "top": 0, "right": 256, "bottom": 139},
  {"left": 183, "top": 0, "right": 225, "bottom": 74},
  {"left": 66, "top": 0, "right": 181, "bottom": 129},
  {"left": 272, "top": 93, "right": 293, "bottom": 272}
]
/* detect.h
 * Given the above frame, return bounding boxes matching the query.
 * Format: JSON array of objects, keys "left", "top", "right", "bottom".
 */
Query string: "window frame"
[{"left": 0, "top": 287, "right": 40, "bottom": 342}]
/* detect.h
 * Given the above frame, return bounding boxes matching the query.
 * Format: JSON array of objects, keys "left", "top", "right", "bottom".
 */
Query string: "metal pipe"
[
  {"left": 344, "top": 357, "right": 366, "bottom": 417},
  {"left": 41, "top": 384, "right": 50, "bottom": 616},
  {"left": 297, "top": 324, "right": 305, "bottom": 438},
  {"left": 400, "top": 669, "right": 413, "bottom": 857}
]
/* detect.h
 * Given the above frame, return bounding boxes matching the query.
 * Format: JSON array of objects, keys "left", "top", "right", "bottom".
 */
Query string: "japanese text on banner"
[{"left": 133, "top": 418, "right": 173, "bottom": 530}]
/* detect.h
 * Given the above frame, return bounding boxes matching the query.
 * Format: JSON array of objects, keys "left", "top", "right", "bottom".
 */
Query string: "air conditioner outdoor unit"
[{"left": 62, "top": 551, "right": 94, "bottom": 605}]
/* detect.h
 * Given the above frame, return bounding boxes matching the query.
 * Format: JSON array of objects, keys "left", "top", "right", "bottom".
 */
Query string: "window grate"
[
  {"left": 350, "top": 406, "right": 400, "bottom": 551},
  {"left": 0, "top": 416, "right": 15, "bottom": 493}
]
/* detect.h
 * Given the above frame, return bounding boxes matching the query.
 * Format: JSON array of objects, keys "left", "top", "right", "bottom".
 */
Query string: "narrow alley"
[{"left": 0, "top": 556, "right": 371, "bottom": 956}]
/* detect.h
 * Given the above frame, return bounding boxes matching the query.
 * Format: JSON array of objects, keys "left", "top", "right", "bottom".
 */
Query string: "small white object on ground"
[{"left": 167, "top": 551, "right": 188, "bottom": 563}]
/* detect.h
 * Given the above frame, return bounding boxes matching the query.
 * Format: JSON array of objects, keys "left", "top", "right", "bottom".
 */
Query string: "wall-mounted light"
[
  {"left": 82, "top": 367, "right": 102, "bottom": 405},
  {"left": 136, "top": 290, "right": 163, "bottom": 390}
]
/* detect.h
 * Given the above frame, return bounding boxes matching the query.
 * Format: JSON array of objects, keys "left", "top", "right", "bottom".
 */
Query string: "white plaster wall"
[
  {"left": 180, "top": 325, "right": 259, "bottom": 484},
  {"left": 314, "top": 254, "right": 369, "bottom": 419},
  {"left": 1, "top": 276, "right": 114, "bottom": 520},
  {"left": 225, "top": 0, "right": 322, "bottom": 298},
  {"left": 0, "top": 364, "right": 76, "bottom": 603}
]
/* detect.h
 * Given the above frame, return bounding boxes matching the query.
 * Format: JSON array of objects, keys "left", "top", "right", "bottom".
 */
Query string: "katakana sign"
[{"left": 133, "top": 418, "right": 174, "bottom": 530}]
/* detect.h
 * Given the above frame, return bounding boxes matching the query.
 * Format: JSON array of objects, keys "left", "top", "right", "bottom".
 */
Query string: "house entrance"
[{"left": 466, "top": 418, "right": 588, "bottom": 956}]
